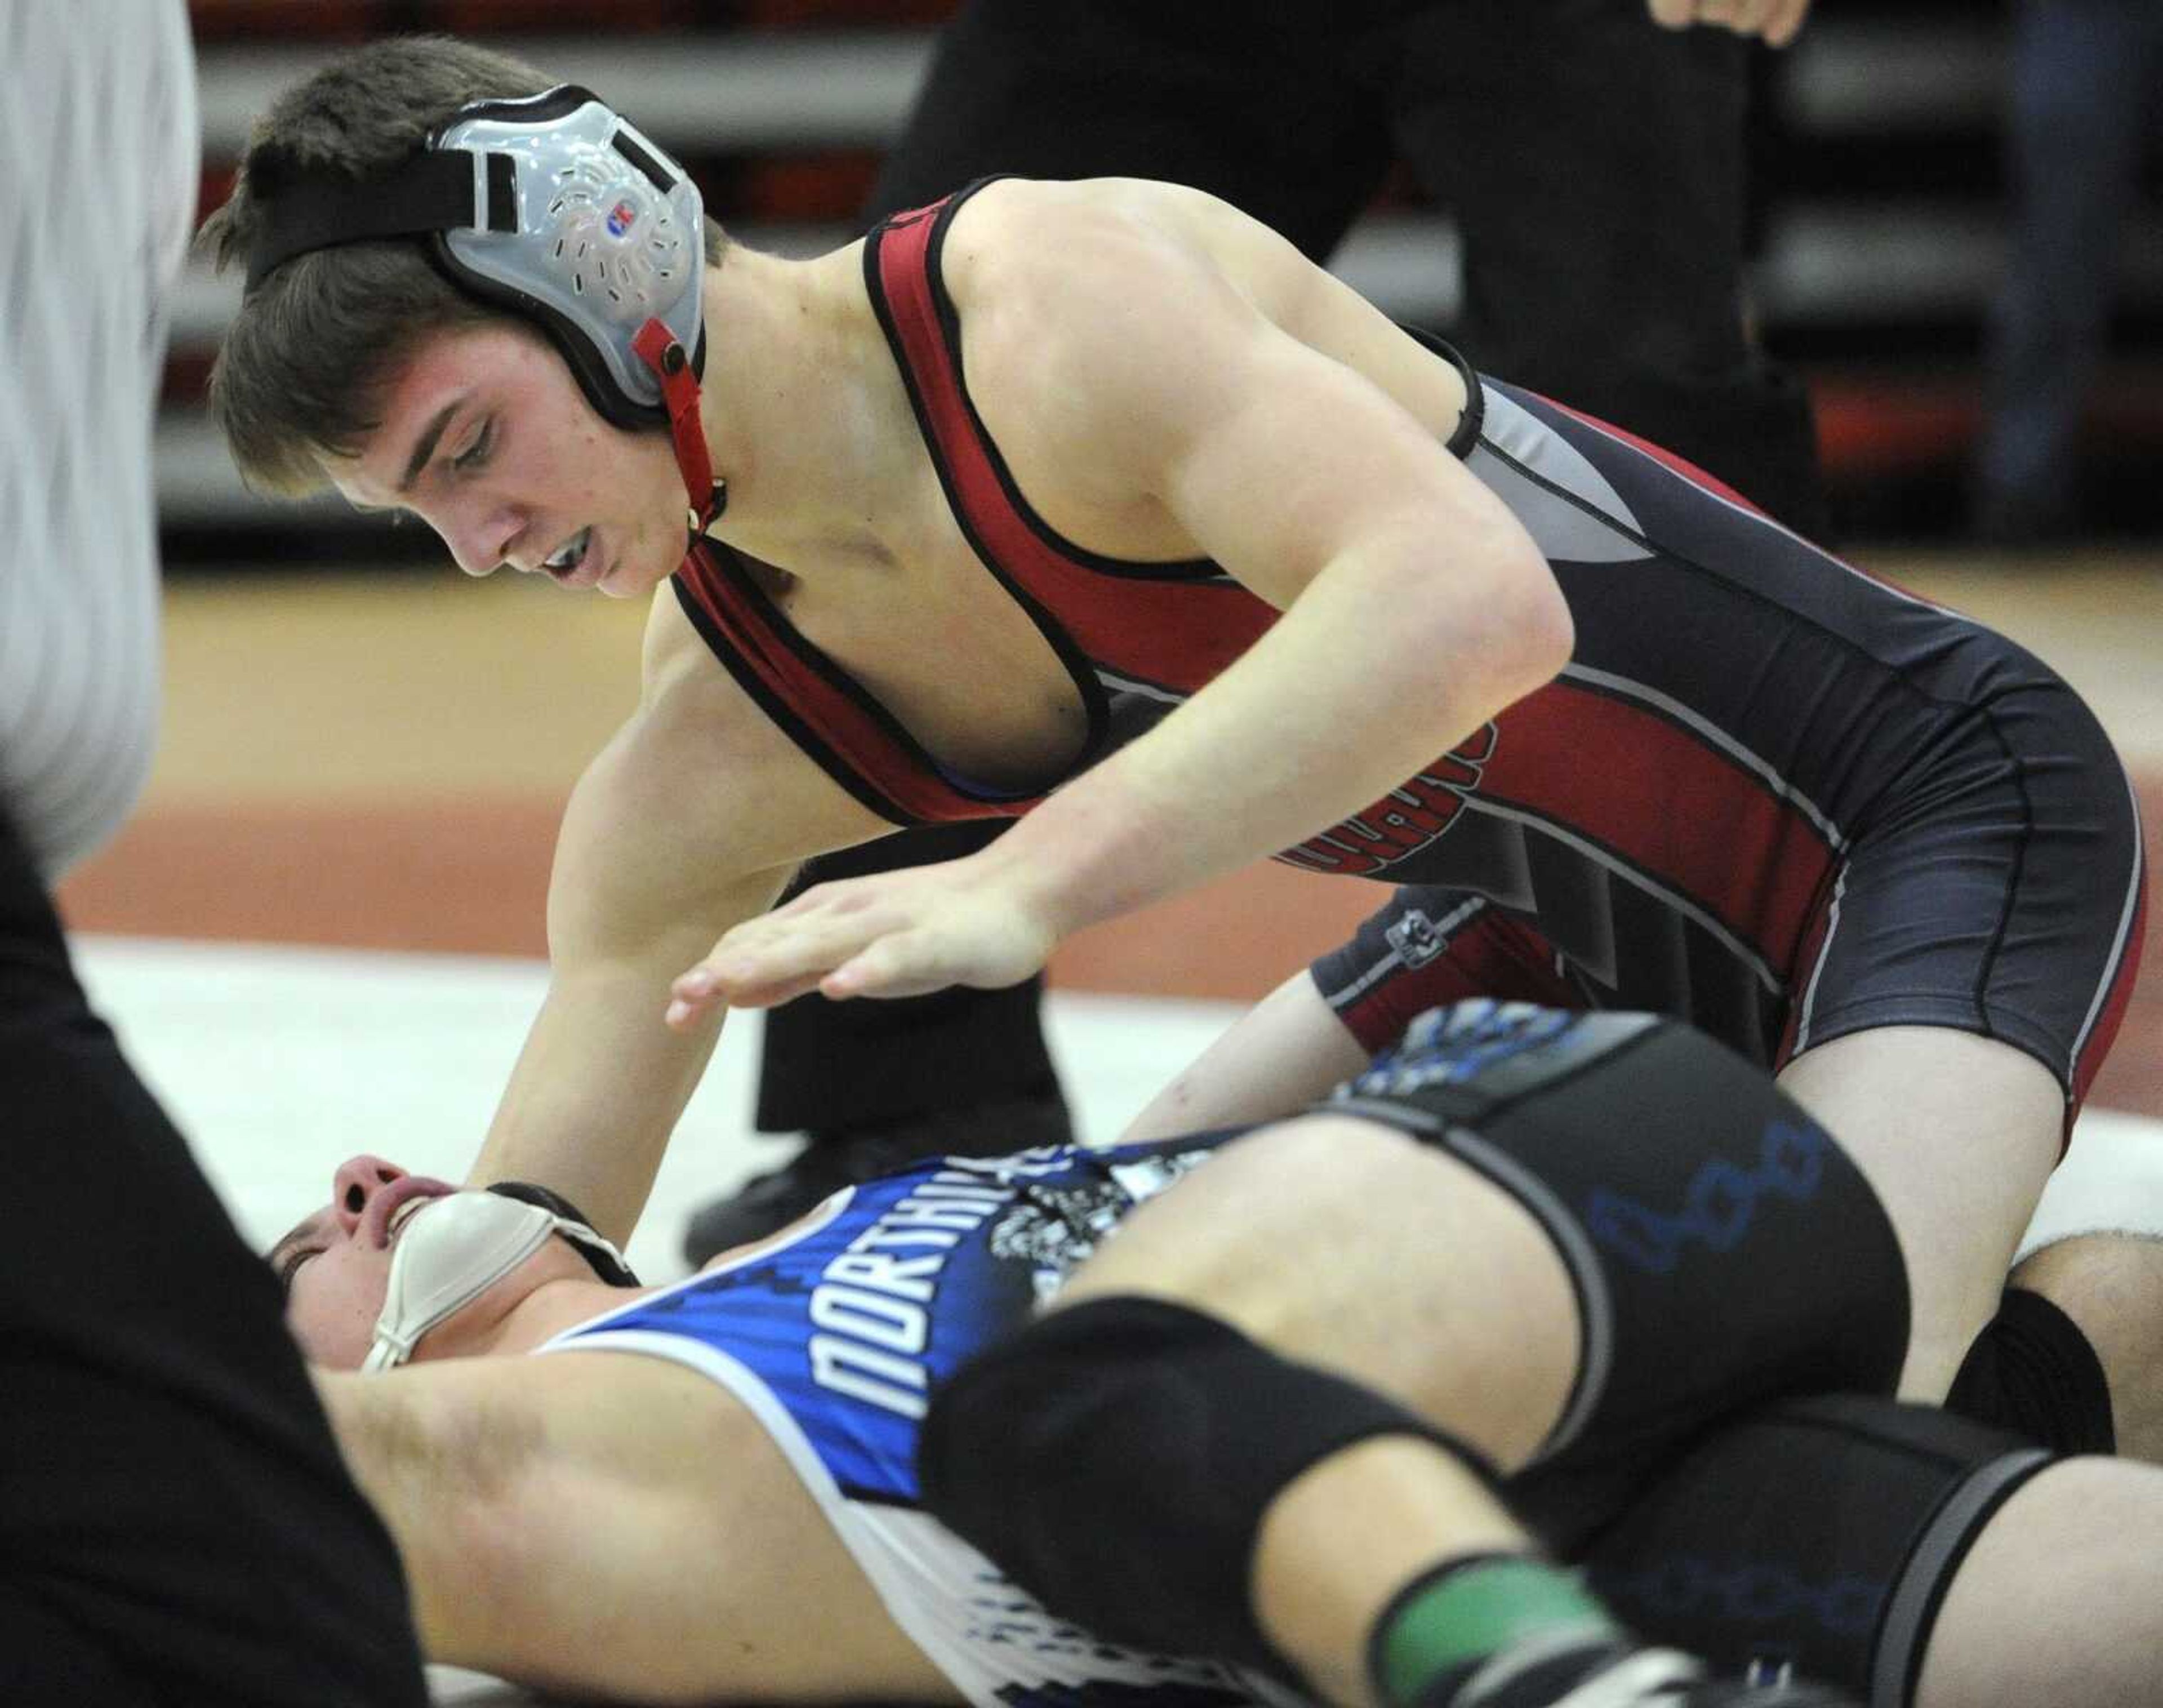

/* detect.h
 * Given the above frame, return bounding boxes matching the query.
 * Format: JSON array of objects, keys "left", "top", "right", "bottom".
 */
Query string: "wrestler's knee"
[
  {"left": 916, "top": 1293, "right": 1495, "bottom": 1678},
  {"left": 1993, "top": 1230, "right": 2163, "bottom": 1461},
  {"left": 1337, "top": 1004, "right": 1910, "bottom": 1548}
]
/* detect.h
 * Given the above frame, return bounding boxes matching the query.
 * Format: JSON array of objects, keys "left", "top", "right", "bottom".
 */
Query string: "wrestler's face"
[
  {"left": 327, "top": 322, "right": 688, "bottom": 599},
  {"left": 269, "top": 1153, "right": 459, "bottom": 1369}
]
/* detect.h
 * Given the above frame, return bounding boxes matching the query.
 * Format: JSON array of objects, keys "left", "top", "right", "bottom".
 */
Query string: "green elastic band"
[{"left": 1375, "top": 1554, "right": 1617, "bottom": 1707}]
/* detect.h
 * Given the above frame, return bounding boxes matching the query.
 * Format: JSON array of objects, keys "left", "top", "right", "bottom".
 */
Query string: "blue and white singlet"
[{"left": 541, "top": 1136, "right": 1269, "bottom": 1708}]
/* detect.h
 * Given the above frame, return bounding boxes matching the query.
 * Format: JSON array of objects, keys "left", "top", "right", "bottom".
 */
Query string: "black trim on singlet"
[
  {"left": 1402, "top": 323, "right": 1486, "bottom": 460},
  {"left": 921, "top": 179, "right": 1225, "bottom": 584},
  {"left": 1489, "top": 384, "right": 2054, "bottom": 867},
  {"left": 671, "top": 542, "right": 1058, "bottom": 822},
  {"left": 862, "top": 188, "right": 1116, "bottom": 788},
  {"left": 668, "top": 561, "right": 914, "bottom": 826}
]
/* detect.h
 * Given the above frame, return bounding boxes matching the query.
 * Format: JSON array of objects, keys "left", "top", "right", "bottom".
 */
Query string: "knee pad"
[
  {"left": 916, "top": 1293, "right": 1497, "bottom": 1675},
  {"left": 1945, "top": 1285, "right": 2114, "bottom": 1455},
  {"left": 1581, "top": 1394, "right": 2054, "bottom": 1707},
  {"left": 1331, "top": 1003, "right": 1910, "bottom": 1549}
]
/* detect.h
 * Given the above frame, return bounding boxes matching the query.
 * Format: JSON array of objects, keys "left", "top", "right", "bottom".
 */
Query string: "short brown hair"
[{"left": 199, "top": 35, "right": 725, "bottom": 496}]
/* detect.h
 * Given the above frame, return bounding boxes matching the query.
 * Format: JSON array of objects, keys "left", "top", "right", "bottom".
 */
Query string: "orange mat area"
[
  {"left": 56, "top": 767, "right": 2162, "bottom": 1117},
  {"left": 54, "top": 797, "right": 1382, "bottom": 999}
]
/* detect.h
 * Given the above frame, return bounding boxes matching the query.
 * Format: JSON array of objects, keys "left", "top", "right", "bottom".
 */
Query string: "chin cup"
[{"left": 362, "top": 1186, "right": 635, "bottom": 1372}]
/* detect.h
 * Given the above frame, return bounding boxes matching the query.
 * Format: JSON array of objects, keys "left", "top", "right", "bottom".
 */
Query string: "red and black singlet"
[{"left": 670, "top": 179, "right": 2144, "bottom": 1095}]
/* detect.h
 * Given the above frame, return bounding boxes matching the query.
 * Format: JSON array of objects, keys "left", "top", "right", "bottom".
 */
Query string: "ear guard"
[
  {"left": 362, "top": 1183, "right": 638, "bottom": 1373},
  {"left": 245, "top": 84, "right": 725, "bottom": 531}
]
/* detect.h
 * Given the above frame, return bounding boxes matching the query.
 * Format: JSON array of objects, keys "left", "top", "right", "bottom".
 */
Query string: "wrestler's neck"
[
  {"left": 693, "top": 242, "right": 925, "bottom": 568},
  {"left": 408, "top": 1243, "right": 644, "bottom": 1363}
]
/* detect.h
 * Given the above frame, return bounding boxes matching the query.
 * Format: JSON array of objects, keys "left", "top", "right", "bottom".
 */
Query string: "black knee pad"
[
  {"left": 1581, "top": 1393, "right": 2055, "bottom": 1707},
  {"left": 1945, "top": 1285, "right": 2114, "bottom": 1455},
  {"left": 916, "top": 1293, "right": 1496, "bottom": 1675},
  {"left": 1330, "top": 1003, "right": 1911, "bottom": 1549}
]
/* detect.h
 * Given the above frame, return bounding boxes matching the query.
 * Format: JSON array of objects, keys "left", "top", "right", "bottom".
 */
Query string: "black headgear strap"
[
  {"left": 244, "top": 149, "right": 518, "bottom": 294},
  {"left": 485, "top": 1181, "right": 642, "bottom": 1288},
  {"left": 238, "top": 90, "right": 727, "bottom": 537}
]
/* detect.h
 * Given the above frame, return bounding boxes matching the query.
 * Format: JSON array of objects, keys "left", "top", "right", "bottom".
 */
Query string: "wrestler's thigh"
[
  {"left": 1056, "top": 1114, "right": 1581, "bottom": 1470},
  {"left": 1776, "top": 1026, "right": 2062, "bottom": 1401},
  {"left": 1915, "top": 1456, "right": 2163, "bottom": 1708}
]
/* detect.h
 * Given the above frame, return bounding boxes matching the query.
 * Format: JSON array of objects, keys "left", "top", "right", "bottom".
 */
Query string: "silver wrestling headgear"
[
  {"left": 244, "top": 82, "right": 727, "bottom": 534},
  {"left": 363, "top": 1183, "right": 638, "bottom": 1373}
]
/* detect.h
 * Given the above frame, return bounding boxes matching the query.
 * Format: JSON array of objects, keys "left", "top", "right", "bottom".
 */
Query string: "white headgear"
[{"left": 363, "top": 1185, "right": 637, "bottom": 1373}]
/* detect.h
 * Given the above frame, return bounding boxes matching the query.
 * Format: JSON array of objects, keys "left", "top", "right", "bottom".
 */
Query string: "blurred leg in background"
[{"left": 1974, "top": 0, "right": 2163, "bottom": 545}]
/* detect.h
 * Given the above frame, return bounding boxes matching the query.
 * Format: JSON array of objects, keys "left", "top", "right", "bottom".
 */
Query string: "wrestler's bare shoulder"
[
  {"left": 941, "top": 176, "right": 1290, "bottom": 290},
  {"left": 942, "top": 178, "right": 1467, "bottom": 463}
]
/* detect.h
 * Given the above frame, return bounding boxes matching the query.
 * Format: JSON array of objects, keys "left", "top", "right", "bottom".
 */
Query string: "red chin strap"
[{"left": 633, "top": 317, "right": 728, "bottom": 541}]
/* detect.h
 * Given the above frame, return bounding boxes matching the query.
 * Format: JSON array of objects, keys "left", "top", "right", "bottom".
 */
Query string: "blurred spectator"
[{"left": 1974, "top": 0, "right": 2163, "bottom": 545}]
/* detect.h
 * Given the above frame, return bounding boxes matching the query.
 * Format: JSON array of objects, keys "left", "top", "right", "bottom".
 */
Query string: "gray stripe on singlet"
[
  {"left": 1467, "top": 387, "right": 1654, "bottom": 564},
  {"left": 2069, "top": 767, "right": 2146, "bottom": 1077},
  {"left": 1322, "top": 894, "right": 1490, "bottom": 1012},
  {"left": 1792, "top": 861, "right": 1850, "bottom": 1053},
  {"left": 1870, "top": 1449, "right": 2053, "bottom": 1708},
  {"left": 1093, "top": 669, "right": 1187, "bottom": 705}
]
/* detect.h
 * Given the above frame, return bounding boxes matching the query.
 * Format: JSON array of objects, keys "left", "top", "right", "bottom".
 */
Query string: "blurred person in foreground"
[
  {"left": 0, "top": 5, "right": 425, "bottom": 1702},
  {"left": 1973, "top": 0, "right": 2163, "bottom": 545}
]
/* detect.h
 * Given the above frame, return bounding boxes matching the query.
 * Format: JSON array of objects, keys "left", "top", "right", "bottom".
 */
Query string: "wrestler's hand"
[
  {"left": 1645, "top": 0, "right": 1813, "bottom": 47},
  {"left": 664, "top": 856, "right": 1061, "bottom": 1025}
]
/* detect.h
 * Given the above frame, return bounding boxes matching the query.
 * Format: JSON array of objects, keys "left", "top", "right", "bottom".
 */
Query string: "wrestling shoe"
[
  {"left": 681, "top": 1092, "right": 1074, "bottom": 1266},
  {"left": 1433, "top": 1639, "right": 1857, "bottom": 1708}
]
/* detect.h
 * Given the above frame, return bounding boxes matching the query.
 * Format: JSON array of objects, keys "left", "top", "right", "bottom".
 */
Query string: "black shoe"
[
  {"left": 1443, "top": 1642, "right": 1857, "bottom": 1708},
  {"left": 681, "top": 1093, "right": 1074, "bottom": 1266}
]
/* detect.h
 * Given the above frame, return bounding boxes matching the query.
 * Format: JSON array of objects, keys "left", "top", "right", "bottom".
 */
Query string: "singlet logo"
[
  {"left": 1279, "top": 721, "right": 1498, "bottom": 878},
  {"left": 606, "top": 198, "right": 638, "bottom": 237},
  {"left": 1585, "top": 1117, "right": 1829, "bottom": 1275},
  {"left": 1385, "top": 908, "right": 1449, "bottom": 968}
]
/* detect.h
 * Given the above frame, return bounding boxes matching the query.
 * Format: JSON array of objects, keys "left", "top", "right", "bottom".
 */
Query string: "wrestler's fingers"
[
  {"left": 669, "top": 917, "right": 880, "bottom": 1014},
  {"left": 1764, "top": 0, "right": 1813, "bottom": 46},
  {"left": 665, "top": 963, "right": 829, "bottom": 1026},
  {"left": 1645, "top": 0, "right": 1697, "bottom": 28},
  {"left": 1724, "top": 0, "right": 1779, "bottom": 37},
  {"left": 819, "top": 930, "right": 969, "bottom": 1001}
]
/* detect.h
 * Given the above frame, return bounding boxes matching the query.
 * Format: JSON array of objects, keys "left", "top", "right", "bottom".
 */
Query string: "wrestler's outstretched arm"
[
  {"left": 467, "top": 598, "right": 890, "bottom": 1244},
  {"left": 1121, "top": 968, "right": 1369, "bottom": 1142}
]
